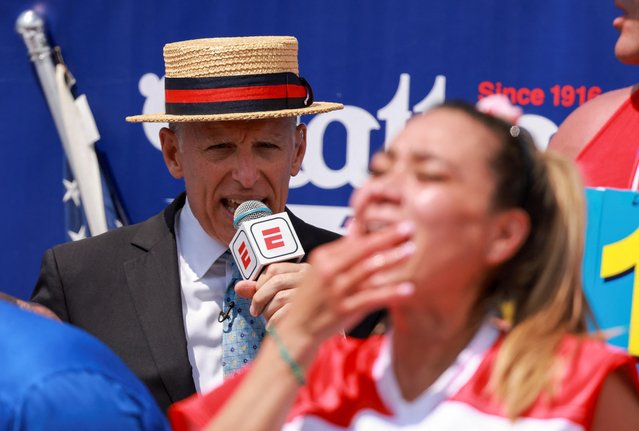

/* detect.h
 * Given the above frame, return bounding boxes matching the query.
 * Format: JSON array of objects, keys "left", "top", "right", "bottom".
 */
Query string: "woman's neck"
[{"left": 390, "top": 300, "right": 485, "bottom": 401}]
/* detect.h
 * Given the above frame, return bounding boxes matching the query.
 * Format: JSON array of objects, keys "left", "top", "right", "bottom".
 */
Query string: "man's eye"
[
  {"left": 257, "top": 142, "right": 280, "bottom": 150},
  {"left": 206, "top": 143, "right": 233, "bottom": 151}
]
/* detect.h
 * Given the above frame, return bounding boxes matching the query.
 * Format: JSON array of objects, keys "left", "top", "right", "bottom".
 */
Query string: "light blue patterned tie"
[{"left": 221, "top": 251, "right": 265, "bottom": 378}]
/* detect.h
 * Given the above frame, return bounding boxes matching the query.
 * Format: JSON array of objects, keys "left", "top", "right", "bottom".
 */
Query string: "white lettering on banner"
[
  {"left": 517, "top": 114, "right": 557, "bottom": 151},
  {"left": 291, "top": 106, "right": 379, "bottom": 189},
  {"left": 377, "top": 74, "right": 446, "bottom": 146},
  {"left": 139, "top": 73, "right": 166, "bottom": 150},
  {"left": 137, "top": 73, "right": 557, "bottom": 233},
  {"left": 377, "top": 74, "right": 412, "bottom": 146},
  {"left": 413, "top": 75, "right": 448, "bottom": 115},
  {"left": 293, "top": 74, "right": 447, "bottom": 189}
]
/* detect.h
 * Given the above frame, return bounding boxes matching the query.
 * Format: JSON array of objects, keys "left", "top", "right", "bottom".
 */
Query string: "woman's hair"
[{"left": 437, "top": 101, "right": 594, "bottom": 419}]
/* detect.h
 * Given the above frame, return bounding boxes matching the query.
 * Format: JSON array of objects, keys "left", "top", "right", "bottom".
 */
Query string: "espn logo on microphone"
[
  {"left": 262, "top": 227, "right": 285, "bottom": 250},
  {"left": 230, "top": 212, "right": 305, "bottom": 280},
  {"left": 251, "top": 217, "right": 299, "bottom": 259},
  {"left": 237, "top": 240, "right": 253, "bottom": 269},
  {"left": 232, "top": 230, "right": 258, "bottom": 277}
]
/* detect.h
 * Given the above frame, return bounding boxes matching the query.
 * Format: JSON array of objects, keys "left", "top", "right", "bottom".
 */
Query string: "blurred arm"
[{"left": 591, "top": 368, "right": 639, "bottom": 431}]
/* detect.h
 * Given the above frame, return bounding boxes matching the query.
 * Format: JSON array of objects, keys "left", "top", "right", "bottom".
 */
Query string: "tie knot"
[
  {"left": 220, "top": 250, "right": 233, "bottom": 263},
  {"left": 221, "top": 250, "right": 242, "bottom": 284}
]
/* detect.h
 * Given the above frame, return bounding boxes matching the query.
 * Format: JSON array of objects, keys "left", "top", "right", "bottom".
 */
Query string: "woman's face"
[
  {"left": 614, "top": 0, "right": 639, "bottom": 64},
  {"left": 352, "top": 108, "right": 508, "bottom": 301}
]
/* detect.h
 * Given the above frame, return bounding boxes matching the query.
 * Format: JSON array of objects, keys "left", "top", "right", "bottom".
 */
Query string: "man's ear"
[
  {"left": 290, "top": 123, "right": 307, "bottom": 177},
  {"left": 485, "top": 208, "right": 530, "bottom": 266},
  {"left": 159, "top": 127, "right": 184, "bottom": 179}
]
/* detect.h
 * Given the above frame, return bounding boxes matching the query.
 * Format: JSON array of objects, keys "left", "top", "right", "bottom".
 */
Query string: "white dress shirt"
[{"left": 175, "top": 198, "right": 232, "bottom": 393}]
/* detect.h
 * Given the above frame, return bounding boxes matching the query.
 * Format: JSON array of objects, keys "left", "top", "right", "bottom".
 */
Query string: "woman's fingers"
[
  {"left": 340, "top": 281, "right": 415, "bottom": 318},
  {"left": 362, "top": 241, "right": 416, "bottom": 273},
  {"left": 312, "top": 236, "right": 415, "bottom": 302},
  {"left": 310, "top": 221, "right": 414, "bottom": 278},
  {"left": 287, "top": 236, "right": 415, "bottom": 339}
]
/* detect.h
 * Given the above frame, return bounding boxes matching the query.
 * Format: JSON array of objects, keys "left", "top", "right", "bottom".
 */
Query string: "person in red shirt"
[
  {"left": 170, "top": 101, "right": 639, "bottom": 431},
  {"left": 550, "top": 0, "right": 639, "bottom": 189}
]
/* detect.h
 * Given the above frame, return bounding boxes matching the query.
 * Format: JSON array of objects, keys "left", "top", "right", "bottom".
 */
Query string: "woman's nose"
[
  {"left": 371, "top": 172, "right": 403, "bottom": 202},
  {"left": 351, "top": 170, "right": 403, "bottom": 212}
]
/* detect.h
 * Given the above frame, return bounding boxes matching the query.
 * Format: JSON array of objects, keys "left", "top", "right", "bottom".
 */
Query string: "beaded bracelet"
[{"left": 267, "top": 326, "right": 306, "bottom": 385}]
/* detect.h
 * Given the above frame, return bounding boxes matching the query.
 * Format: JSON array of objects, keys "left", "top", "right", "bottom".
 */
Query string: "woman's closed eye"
[
  {"left": 368, "top": 152, "right": 393, "bottom": 177},
  {"left": 414, "top": 168, "right": 450, "bottom": 182}
]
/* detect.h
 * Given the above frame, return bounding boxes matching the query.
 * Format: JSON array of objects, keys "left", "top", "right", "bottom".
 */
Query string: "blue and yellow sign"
[{"left": 583, "top": 188, "right": 639, "bottom": 356}]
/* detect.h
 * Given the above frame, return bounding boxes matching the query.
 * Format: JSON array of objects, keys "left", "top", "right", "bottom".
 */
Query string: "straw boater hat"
[{"left": 126, "top": 36, "right": 343, "bottom": 122}]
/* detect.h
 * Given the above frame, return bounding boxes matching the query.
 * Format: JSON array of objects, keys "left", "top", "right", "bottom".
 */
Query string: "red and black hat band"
[{"left": 164, "top": 72, "right": 314, "bottom": 115}]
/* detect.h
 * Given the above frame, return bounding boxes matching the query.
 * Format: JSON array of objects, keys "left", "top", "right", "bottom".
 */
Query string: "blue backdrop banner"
[{"left": 1, "top": 2, "right": 637, "bottom": 351}]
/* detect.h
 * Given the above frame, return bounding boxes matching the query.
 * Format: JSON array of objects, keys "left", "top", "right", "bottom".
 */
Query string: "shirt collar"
[
  {"left": 373, "top": 317, "right": 500, "bottom": 413},
  {"left": 176, "top": 198, "right": 228, "bottom": 280}
]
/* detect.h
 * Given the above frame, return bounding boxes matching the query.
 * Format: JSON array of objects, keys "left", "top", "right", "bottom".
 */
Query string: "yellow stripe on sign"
[{"left": 600, "top": 228, "right": 639, "bottom": 356}]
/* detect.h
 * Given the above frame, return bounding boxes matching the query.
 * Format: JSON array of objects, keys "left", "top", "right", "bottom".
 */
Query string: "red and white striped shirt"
[{"left": 170, "top": 322, "right": 639, "bottom": 430}]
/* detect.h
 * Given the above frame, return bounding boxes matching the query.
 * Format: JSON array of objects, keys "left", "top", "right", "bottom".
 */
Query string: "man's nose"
[{"left": 232, "top": 153, "right": 260, "bottom": 188}]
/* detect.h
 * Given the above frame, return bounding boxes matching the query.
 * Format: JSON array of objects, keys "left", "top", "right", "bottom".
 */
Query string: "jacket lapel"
[{"left": 124, "top": 194, "right": 196, "bottom": 403}]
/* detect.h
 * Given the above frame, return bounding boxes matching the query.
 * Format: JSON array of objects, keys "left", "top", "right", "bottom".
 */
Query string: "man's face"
[{"left": 160, "top": 117, "right": 306, "bottom": 244}]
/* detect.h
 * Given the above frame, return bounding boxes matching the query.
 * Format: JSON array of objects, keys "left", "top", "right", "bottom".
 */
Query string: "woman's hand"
[{"left": 279, "top": 220, "right": 416, "bottom": 343}]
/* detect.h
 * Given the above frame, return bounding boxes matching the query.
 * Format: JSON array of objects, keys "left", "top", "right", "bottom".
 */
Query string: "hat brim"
[{"left": 126, "top": 101, "right": 343, "bottom": 123}]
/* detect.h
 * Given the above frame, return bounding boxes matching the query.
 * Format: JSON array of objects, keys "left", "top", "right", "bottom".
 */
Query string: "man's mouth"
[{"left": 222, "top": 198, "right": 267, "bottom": 215}]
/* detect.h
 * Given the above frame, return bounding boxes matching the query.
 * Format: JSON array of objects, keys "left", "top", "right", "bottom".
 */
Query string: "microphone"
[{"left": 229, "top": 200, "right": 305, "bottom": 281}]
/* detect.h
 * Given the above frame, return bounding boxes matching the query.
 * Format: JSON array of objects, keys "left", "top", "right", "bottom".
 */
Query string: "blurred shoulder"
[
  {"left": 557, "top": 334, "right": 638, "bottom": 383},
  {"left": 0, "top": 302, "right": 167, "bottom": 430},
  {"left": 549, "top": 85, "right": 637, "bottom": 159}
]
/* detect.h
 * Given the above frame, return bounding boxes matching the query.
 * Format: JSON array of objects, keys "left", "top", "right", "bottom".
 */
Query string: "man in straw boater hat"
[{"left": 30, "top": 36, "right": 382, "bottom": 413}]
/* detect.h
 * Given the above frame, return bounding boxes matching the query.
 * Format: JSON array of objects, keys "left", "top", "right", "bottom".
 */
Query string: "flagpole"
[
  {"left": 16, "top": 10, "right": 111, "bottom": 237},
  {"left": 15, "top": 10, "right": 68, "bottom": 145}
]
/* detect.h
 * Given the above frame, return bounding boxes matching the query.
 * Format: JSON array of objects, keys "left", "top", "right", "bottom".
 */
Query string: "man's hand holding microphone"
[{"left": 229, "top": 200, "right": 311, "bottom": 327}]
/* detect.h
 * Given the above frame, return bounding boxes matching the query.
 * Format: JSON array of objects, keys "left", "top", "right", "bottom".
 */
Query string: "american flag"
[
  {"left": 56, "top": 62, "right": 128, "bottom": 241},
  {"left": 63, "top": 155, "right": 127, "bottom": 241}
]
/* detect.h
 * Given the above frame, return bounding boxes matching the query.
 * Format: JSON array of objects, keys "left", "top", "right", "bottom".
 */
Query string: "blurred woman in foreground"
[{"left": 170, "top": 102, "right": 639, "bottom": 430}]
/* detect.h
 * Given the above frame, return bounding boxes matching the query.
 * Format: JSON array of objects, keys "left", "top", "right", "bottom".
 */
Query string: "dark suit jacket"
[{"left": 32, "top": 194, "right": 381, "bottom": 412}]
